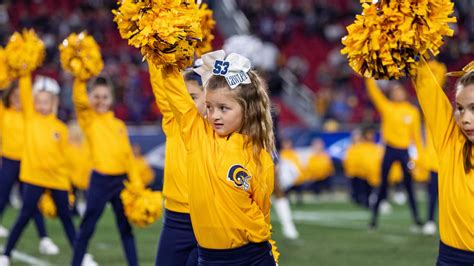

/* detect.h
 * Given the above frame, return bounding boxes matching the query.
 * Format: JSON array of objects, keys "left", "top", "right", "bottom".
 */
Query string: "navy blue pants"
[
  {"left": 427, "top": 171, "right": 438, "bottom": 222},
  {"left": 351, "top": 177, "right": 372, "bottom": 208},
  {"left": 437, "top": 241, "right": 474, "bottom": 265},
  {"left": 0, "top": 158, "right": 47, "bottom": 238},
  {"left": 155, "top": 209, "right": 198, "bottom": 266},
  {"left": 198, "top": 241, "right": 275, "bottom": 266},
  {"left": 3, "top": 183, "right": 76, "bottom": 256},
  {"left": 72, "top": 171, "right": 137, "bottom": 266},
  {"left": 371, "top": 145, "right": 421, "bottom": 226}
]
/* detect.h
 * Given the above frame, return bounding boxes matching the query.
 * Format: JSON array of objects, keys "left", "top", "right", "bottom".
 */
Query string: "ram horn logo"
[{"left": 227, "top": 165, "right": 252, "bottom": 191}]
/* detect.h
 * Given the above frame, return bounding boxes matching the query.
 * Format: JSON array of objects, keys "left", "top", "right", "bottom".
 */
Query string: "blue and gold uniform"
[
  {"left": 71, "top": 78, "right": 138, "bottom": 266},
  {"left": 414, "top": 60, "right": 474, "bottom": 263},
  {"left": 3, "top": 74, "right": 76, "bottom": 258},
  {"left": 148, "top": 62, "right": 199, "bottom": 265},
  {"left": 159, "top": 66, "right": 278, "bottom": 264},
  {"left": 366, "top": 79, "right": 423, "bottom": 227}
]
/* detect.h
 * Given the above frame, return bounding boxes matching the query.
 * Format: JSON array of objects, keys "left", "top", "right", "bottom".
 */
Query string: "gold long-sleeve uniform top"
[
  {"left": 366, "top": 79, "right": 423, "bottom": 152},
  {"left": 160, "top": 66, "right": 274, "bottom": 249},
  {"left": 72, "top": 79, "right": 134, "bottom": 176},
  {"left": 305, "top": 152, "right": 334, "bottom": 182},
  {"left": 148, "top": 63, "right": 190, "bottom": 213},
  {"left": 0, "top": 102, "right": 24, "bottom": 160},
  {"left": 19, "top": 75, "right": 70, "bottom": 191},
  {"left": 414, "top": 60, "right": 474, "bottom": 251}
]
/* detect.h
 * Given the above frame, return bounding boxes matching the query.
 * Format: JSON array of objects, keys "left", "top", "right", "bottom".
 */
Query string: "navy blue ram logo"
[{"left": 227, "top": 165, "right": 252, "bottom": 191}]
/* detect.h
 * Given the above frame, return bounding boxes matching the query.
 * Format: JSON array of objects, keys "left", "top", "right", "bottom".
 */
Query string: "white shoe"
[
  {"left": 422, "top": 221, "right": 437, "bottom": 235},
  {"left": 39, "top": 237, "right": 59, "bottom": 255},
  {"left": 379, "top": 201, "right": 392, "bottom": 215},
  {"left": 0, "top": 225, "right": 9, "bottom": 238},
  {"left": 82, "top": 253, "right": 98, "bottom": 266},
  {"left": 0, "top": 255, "right": 10, "bottom": 266},
  {"left": 274, "top": 197, "right": 299, "bottom": 240},
  {"left": 393, "top": 192, "right": 407, "bottom": 205}
]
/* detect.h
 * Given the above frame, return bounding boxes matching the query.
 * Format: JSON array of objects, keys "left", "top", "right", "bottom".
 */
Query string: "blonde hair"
[
  {"left": 457, "top": 71, "right": 474, "bottom": 173},
  {"left": 206, "top": 70, "right": 275, "bottom": 170}
]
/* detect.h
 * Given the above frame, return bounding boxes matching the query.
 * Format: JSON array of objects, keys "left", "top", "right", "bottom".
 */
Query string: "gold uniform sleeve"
[
  {"left": 365, "top": 78, "right": 390, "bottom": 114},
  {"left": 19, "top": 74, "right": 34, "bottom": 118},
  {"left": 161, "top": 66, "right": 206, "bottom": 150},
  {"left": 413, "top": 59, "right": 455, "bottom": 151},
  {"left": 148, "top": 61, "right": 175, "bottom": 135}
]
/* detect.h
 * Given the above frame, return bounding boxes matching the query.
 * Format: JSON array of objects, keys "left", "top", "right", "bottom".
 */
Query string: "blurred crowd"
[
  {"left": 0, "top": 0, "right": 158, "bottom": 123},
  {"left": 237, "top": 0, "right": 474, "bottom": 126},
  {"left": 0, "top": 0, "right": 472, "bottom": 126}
]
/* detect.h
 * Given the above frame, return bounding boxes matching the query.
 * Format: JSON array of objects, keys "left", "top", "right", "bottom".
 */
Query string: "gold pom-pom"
[
  {"left": 0, "top": 48, "right": 12, "bottom": 90},
  {"left": 38, "top": 191, "right": 76, "bottom": 219},
  {"left": 6, "top": 29, "right": 45, "bottom": 78},
  {"left": 341, "top": 0, "right": 456, "bottom": 79},
  {"left": 59, "top": 32, "right": 104, "bottom": 80},
  {"left": 195, "top": 3, "right": 215, "bottom": 57},
  {"left": 38, "top": 191, "right": 57, "bottom": 218},
  {"left": 113, "top": 0, "right": 202, "bottom": 69},
  {"left": 121, "top": 181, "right": 163, "bottom": 228}
]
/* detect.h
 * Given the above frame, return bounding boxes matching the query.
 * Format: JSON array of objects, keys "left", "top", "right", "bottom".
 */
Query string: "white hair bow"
[
  {"left": 194, "top": 50, "right": 251, "bottom": 89},
  {"left": 33, "top": 75, "right": 60, "bottom": 95}
]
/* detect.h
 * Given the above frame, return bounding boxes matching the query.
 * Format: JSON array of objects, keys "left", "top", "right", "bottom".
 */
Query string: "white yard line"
[{"left": 0, "top": 246, "right": 51, "bottom": 266}]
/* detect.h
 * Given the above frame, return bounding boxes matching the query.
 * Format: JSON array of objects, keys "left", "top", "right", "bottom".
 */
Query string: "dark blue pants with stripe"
[
  {"left": 427, "top": 171, "right": 438, "bottom": 222},
  {"left": 0, "top": 157, "right": 48, "bottom": 238},
  {"left": 155, "top": 209, "right": 198, "bottom": 266},
  {"left": 3, "top": 183, "right": 76, "bottom": 256},
  {"left": 437, "top": 241, "right": 474, "bottom": 265},
  {"left": 72, "top": 171, "right": 137, "bottom": 266},
  {"left": 371, "top": 145, "right": 421, "bottom": 226},
  {"left": 198, "top": 241, "right": 276, "bottom": 266}
]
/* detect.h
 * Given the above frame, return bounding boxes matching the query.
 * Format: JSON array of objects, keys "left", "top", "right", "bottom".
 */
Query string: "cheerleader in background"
[
  {"left": 413, "top": 59, "right": 474, "bottom": 265},
  {"left": 0, "top": 74, "right": 76, "bottom": 266},
  {"left": 66, "top": 121, "right": 92, "bottom": 217},
  {"left": 418, "top": 60, "right": 447, "bottom": 236},
  {"left": 71, "top": 76, "right": 140, "bottom": 266},
  {"left": 0, "top": 83, "right": 59, "bottom": 255},
  {"left": 148, "top": 62, "right": 205, "bottom": 265},
  {"left": 344, "top": 128, "right": 367, "bottom": 207},
  {"left": 365, "top": 78, "right": 424, "bottom": 230},
  {"left": 272, "top": 110, "right": 299, "bottom": 240},
  {"left": 280, "top": 138, "right": 306, "bottom": 204},
  {"left": 305, "top": 138, "right": 335, "bottom": 195}
]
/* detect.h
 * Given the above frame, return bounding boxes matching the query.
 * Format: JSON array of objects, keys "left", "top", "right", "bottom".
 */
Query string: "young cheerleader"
[
  {"left": 71, "top": 76, "right": 138, "bottom": 266},
  {"left": 148, "top": 62, "right": 205, "bottom": 265},
  {"left": 0, "top": 73, "right": 76, "bottom": 265},
  {"left": 157, "top": 50, "right": 278, "bottom": 265},
  {"left": 0, "top": 83, "right": 59, "bottom": 255},
  {"left": 419, "top": 60, "right": 447, "bottom": 236},
  {"left": 413, "top": 59, "right": 474, "bottom": 264},
  {"left": 365, "top": 78, "right": 424, "bottom": 229}
]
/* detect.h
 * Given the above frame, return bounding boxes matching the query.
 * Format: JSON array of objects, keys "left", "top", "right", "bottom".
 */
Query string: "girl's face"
[
  {"left": 389, "top": 84, "right": 407, "bottom": 102},
  {"left": 205, "top": 87, "right": 243, "bottom": 137},
  {"left": 9, "top": 87, "right": 21, "bottom": 111},
  {"left": 89, "top": 85, "right": 113, "bottom": 114},
  {"left": 34, "top": 91, "right": 55, "bottom": 116},
  {"left": 455, "top": 84, "right": 474, "bottom": 142},
  {"left": 186, "top": 80, "right": 205, "bottom": 116}
]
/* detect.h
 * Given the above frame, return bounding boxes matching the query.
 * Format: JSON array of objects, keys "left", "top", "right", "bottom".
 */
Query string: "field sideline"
[{"left": 0, "top": 197, "right": 438, "bottom": 265}]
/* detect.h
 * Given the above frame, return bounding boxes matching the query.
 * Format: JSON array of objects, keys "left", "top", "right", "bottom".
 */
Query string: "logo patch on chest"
[
  {"left": 227, "top": 165, "right": 252, "bottom": 191},
  {"left": 53, "top": 132, "right": 60, "bottom": 140}
]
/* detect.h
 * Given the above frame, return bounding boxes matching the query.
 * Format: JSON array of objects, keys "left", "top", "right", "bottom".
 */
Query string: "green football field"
[{"left": 0, "top": 194, "right": 438, "bottom": 266}]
